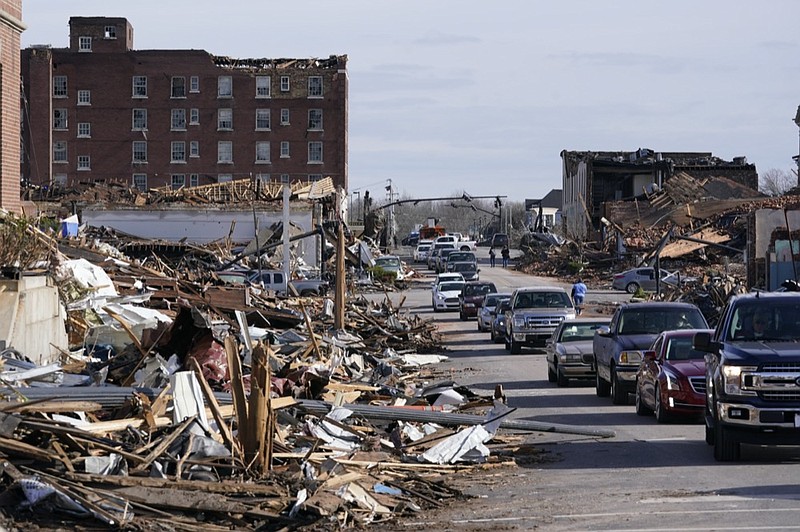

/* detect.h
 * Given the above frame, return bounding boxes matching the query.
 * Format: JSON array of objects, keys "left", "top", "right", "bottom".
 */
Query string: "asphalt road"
[{"left": 378, "top": 247, "right": 800, "bottom": 531}]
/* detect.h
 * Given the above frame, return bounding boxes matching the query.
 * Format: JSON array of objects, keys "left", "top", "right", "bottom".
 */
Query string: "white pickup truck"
[{"left": 434, "top": 233, "right": 477, "bottom": 251}]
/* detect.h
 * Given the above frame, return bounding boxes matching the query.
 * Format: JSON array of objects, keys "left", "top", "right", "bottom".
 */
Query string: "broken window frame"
[
  {"left": 256, "top": 76, "right": 271, "bottom": 98},
  {"left": 53, "top": 76, "right": 67, "bottom": 98},
  {"left": 308, "top": 109, "right": 323, "bottom": 130},
  {"left": 132, "top": 108, "right": 147, "bottom": 130},
  {"left": 308, "top": 76, "right": 323, "bottom": 97},
  {"left": 53, "top": 109, "right": 68, "bottom": 130},
  {"left": 132, "top": 173, "right": 147, "bottom": 190},
  {"left": 171, "top": 76, "right": 186, "bottom": 98},
  {"left": 308, "top": 141, "right": 323, "bottom": 163},
  {"left": 132, "top": 141, "right": 147, "bottom": 163},
  {"left": 217, "top": 108, "right": 233, "bottom": 131},
  {"left": 255, "top": 109, "right": 270, "bottom": 131},
  {"left": 218, "top": 76, "right": 232, "bottom": 98},
  {"left": 171, "top": 109, "right": 187, "bottom": 131},
  {"left": 53, "top": 141, "right": 68, "bottom": 162},
  {"left": 255, "top": 141, "right": 270, "bottom": 163}
]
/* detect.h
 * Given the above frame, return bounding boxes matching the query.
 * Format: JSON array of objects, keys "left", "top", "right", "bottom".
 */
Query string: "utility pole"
[
  {"left": 794, "top": 105, "right": 800, "bottom": 187},
  {"left": 385, "top": 179, "right": 394, "bottom": 251}
]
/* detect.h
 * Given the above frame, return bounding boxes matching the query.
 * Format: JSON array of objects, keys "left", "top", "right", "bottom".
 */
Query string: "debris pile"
[{"left": 1, "top": 208, "right": 601, "bottom": 530}]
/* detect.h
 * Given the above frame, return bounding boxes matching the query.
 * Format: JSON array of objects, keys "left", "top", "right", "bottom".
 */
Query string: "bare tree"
[{"left": 759, "top": 168, "right": 796, "bottom": 196}]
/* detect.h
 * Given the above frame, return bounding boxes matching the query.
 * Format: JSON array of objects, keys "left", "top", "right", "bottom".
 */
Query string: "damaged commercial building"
[
  {"left": 21, "top": 16, "right": 348, "bottom": 192},
  {"left": 561, "top": 149, "right": 759, "bottom": 240}
]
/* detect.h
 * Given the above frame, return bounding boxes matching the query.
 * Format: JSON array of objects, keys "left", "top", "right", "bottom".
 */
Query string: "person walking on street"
[
  {"left": 501, "top": 245, "right": 510, "bottom": 268},
  {"left": 489, "top": 247, "right": 496, "bottom": 267},
  {"left": 571, "top": 278, "right": 587, "bottom": 315}
]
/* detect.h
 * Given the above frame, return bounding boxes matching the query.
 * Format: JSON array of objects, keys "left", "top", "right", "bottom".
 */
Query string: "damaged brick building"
[
  {"left": 21, "top": 16, "right": 348, "bottom": 192},
  {"left": 560, "top": 149, "right": 759, "bottom": 240}
]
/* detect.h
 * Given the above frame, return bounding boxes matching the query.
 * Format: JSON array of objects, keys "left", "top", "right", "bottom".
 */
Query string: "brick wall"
[{"left": 0, "top": 0, "right": 23, "bottom": 213}]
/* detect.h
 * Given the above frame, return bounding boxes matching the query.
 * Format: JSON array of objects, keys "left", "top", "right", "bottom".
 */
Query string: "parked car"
[
  {"left": 432, "top": 280, "right": 466, "bottom": 312},
  {"left": 401, "top": 231, "right": 420, "bottom": 246},
  {"left": 490, "top": 233, "right": 509, "bottom": 248},
  {"left": 373, "top": 255, "right": 403, "bottom": 280},
  {"left": 594, "top": 302, "right": 709, "bottom": 404},
  {"left": 611, "top": 267, "right": 697, "bottom": 294},
  {"left": 635, "top": 329, "right": 713, "bottom": 422},
  {"left": 491, "top": 299, "right": 512, "bottom": 343},
  {"left": 449, "top": 261, "right": 480, "bottom": 282},
  {"left": 478, "top": 292, "right": 511, "bottom": 332},
  {"left": 458, "top": 281, "right": 497, "bottom": 321},
  {"left": 413, "top": 241, "right": 432, "bottom": 263},
  {"left": 545, "top": 317, "right": 611, "bottom": 387}
]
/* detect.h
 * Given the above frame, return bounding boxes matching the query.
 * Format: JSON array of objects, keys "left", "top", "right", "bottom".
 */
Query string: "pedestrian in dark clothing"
[
  {"left": 489, "top": 247, "right": 496, "bottom": 267},
  {"left": 501, "top": 245, "right": 510, "bottom": 268}
]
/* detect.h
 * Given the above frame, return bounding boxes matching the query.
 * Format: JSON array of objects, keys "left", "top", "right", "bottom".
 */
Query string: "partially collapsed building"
[
  {"left": 561, "top": 149, "right": 759, "bottom": 240},
  {"left": 21, "top": 16, "right": 348, "bottom": 192}
]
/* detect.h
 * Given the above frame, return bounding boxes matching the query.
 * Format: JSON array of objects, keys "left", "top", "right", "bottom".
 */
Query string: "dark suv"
[{"left": 459, "top": 281, "right": 497, "bottom": 321}]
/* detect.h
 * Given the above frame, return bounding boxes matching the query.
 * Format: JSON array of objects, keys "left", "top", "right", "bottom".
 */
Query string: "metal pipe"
[{"left": 296, "top": 399, "right": 616, "bottom": 439}]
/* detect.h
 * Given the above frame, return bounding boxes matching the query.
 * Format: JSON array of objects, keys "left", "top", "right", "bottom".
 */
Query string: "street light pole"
[{"left": 793, "top": 106, "right": 800, "bottom": 187}]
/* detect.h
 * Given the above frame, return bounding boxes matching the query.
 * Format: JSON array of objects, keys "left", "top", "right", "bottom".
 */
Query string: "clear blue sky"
[{"left": 20, "top": 1, "right": 800, "bottom": 202}]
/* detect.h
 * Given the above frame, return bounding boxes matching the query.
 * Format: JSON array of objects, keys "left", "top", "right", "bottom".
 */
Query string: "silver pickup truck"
[{"left": 505, "top": 286, "right": 576, "bottom": 354}]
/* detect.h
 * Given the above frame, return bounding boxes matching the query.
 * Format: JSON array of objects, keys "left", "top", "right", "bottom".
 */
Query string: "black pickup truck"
[{"left": 694, "top": 292, "right": 800, "bottom": 461}]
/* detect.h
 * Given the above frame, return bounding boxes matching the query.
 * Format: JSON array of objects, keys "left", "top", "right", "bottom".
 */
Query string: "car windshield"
[
  {"left": 453, "top": 262, "right": 476, "bottom": 272},
  {"left": 465, "top": 283, "right": 495, "bottom": 296},
  {"left": 514, "top": 291, "right": 571, "bottom": 309},
  {"left": 559, "top": 322, "right": 608, "bottom": 342},
  {"left": 440, "top": 282, "right": 465, "bottom": 292},
  {"left": 449, "top": 253, "right": 474, "bottom": 262},
  {"left": 619, "top": 308, "right": 707, "bottom": 335},
  {"left": 417, "top": 245, "right": 430, "bottom": 251},
  {"left": 665, "top": 336, "right": 705, "bottom": 360},
  {"left": 484, "top": 294, "right": 504, "bottom": 307},
  {"left": 376, "top": 258, "right": 401, "bottom": 268}
]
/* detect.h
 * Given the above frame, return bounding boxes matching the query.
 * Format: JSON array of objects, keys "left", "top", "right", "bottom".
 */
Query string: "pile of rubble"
[{"left": 1, "top": 208, "right": 610, "bottom": 530}]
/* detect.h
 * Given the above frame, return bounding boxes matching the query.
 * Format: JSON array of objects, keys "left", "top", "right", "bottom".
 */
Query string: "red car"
[{"left": 634, "top": 329, "right": 713, "bottom": 422}]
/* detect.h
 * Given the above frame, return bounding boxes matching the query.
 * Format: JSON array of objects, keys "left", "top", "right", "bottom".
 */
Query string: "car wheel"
[
  {"left": 433, "top": 304, "right": 439, "bottom": 313},
  {"left": 635, "top": 386, "right": 652, "bottom": 416},
  {"left": 654, "top": 387, "right": 670, "bottom": 422},
  {"left": 477, "top": 321, "right": 483, "bottom": 332},
  {"left": 610, "top": 367, "right": 627, "bottom": 405},
  {"left": 547, "top": 364, "right": 557, "bottom": 383},
  {"left": 459, "top": 311, "right": 467, "bottom": 321},
  {"left": 556, "top": 368, "right": 569, "bottom": 387},
  {"left": 490, "top": 328, "right": 497, "bottom": 342},
  {"left": 510, "top": 337, "right": 522, "bottom": 354},
  {"left": 625, "top": 282, "right": 640, "bottom": 294},
  {"left": 595, "top": 363, "right": 610, "bottom": 397},
  {"left": 713, "top": 423, "right": 740, "bottom": 462},
  {"left": 504, "top": 337, "right": 511, "bottom": 351}
]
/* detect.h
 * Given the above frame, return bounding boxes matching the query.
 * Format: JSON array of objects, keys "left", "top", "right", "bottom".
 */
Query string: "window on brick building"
[
  {"left": 190, "top": 76, "right": 199, "bottom": 93},
  {"left": 79, "top": 36, "right": 92, "bottom": 52},
  {"left": 132, "top": 109, "right": 147, "bottom": 130},
  {"left": 132, "top": 76, "right": 147, "bottom": 98},
  {"left": 255, "top": 173, "right": 271, "bottom": 184},
  {"left": 53, "top": 174, "right": 68, "bottom": 187},
  {"left": 171, "top": 174, "right": 185, "bottom": 189},
  {"left": 255, "top": 109, "right": 270, "bottom": 130},
  {"left": 280, "top": 76, "right": 290, "bottom": 92},
  {"left": 217, "top": 109, "right": 233, "bottom": 130},
  {"left": 218, "top": 174, "right": 233, "bottom": 183},
  {"left": 308, "top": 76, "right": 323, "bottom": 97},
  {"left": 256, "top": 142, "right": 270, "bottom": 163},
  {"left": 53, "top": 76, "right": 67, "bottom": 98},
  {"left": 78, "top": 123, "right": 91, "bottom": 138},
  {"left": 77, "top": 155, "right": 90, "bottom": 170},
  {"left": 308, "top": 174, "right": 322, "bottom": 182},
  {"left": 280, "top": 141, "right": 290, "bottom": 158},
  {"left": 280, "top": 174, "right": 290, "bottom": 184},
  {"left": 77, "top": 90, "right": 91, "bottom": 105},
  {"left": 218, "top": 141, "right": 233, "bottom": 163},
  {"left": 171, "top": 109, "right": 187, "bottom": 130},
  {"left": 308, "top": 109, "right": 323, "bottom": 130},
  {"left": 104, "top": 26, "right": 116, "bottom": 39},
  {"left": 190, "top": 173, "right": 199, "bottom": 187},
  {"left": 218, "top": 76, "right": 232, "bottom": 98},
  {"left": 132, "top": 141, "right": 147, "bottom": 163},
  {"left": 132, "top": 173, "right": 147, "bottom": 191},
  {"left": 171, "top": 77, "right": 186, "bottom": 98},
  {"left": 280, "top": 108, "right": 290, "bottom": 125},
  {"left": 308, "top": 141, "right": 323, "bottom": 163},
  {"left": 53, "top": 109, "right": 68, "bottom": 130},
  {"left": 53, "top": 141, "right": 68, "bottom": 162},
  {"left": 190, "top": 108, "right": 199, "bottom": 125},
  {"left": 171, "top": 141, "right": 186, "bottom": 163},
  {"left": 190, "top": 141, "right": 199, "bottom": 158},
  {"left": 256, "top": 76, "right": 270, "bottom": 98}
]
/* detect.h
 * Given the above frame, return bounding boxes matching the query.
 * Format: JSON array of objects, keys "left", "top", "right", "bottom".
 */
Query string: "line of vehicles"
[{"left": 429, "top": 271, "right": 800, "bottom": 462}]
